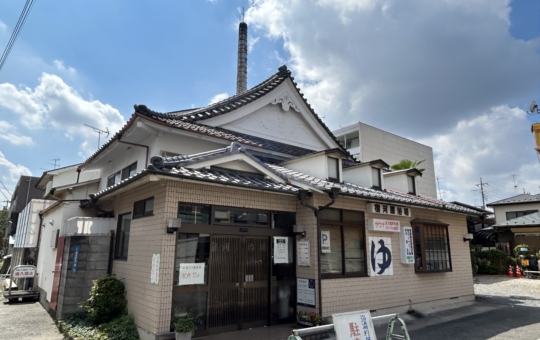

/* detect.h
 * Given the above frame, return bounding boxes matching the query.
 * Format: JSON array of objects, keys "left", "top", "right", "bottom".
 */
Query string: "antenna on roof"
[
  {"left": 241, "top": 7, "right": 245, "bottom": 22},
  {"left": 48, "top": 158, "right": 60, "bottom": 170},
  {"left": 83, "top": 124, "right": 110, "bottom": 149},
  {"left": 528, "top": 101, "right": 539, "bottom": 115}
]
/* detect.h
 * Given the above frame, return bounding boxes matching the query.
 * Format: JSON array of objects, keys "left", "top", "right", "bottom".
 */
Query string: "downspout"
[
  {"left": 297, "top": 187, "right": 340, "bottom": 320},
  {"left": 76, "top": 169, "right": 81, "bottom": 184},
  {"left": 117, "top": 134, "right": 149, "bottom": 167}
]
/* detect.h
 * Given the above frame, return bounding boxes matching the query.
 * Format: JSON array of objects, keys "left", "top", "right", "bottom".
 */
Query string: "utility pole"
[
  {"left": 476, "top": 177, "right": 487, "bottom": 210},
  {"left": 436, "top": 176, "right": 444, "bottom": 200}
]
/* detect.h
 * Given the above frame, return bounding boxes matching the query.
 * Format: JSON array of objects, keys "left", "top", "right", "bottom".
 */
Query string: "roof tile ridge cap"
[{"left": 133, "top": 104, "right": 168, "bottom": 117}]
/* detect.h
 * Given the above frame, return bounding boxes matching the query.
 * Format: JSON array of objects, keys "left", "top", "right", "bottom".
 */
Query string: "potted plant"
[
  {"left": 172, "top": 310, "right": 203, "bottom": 340},
  {"left": 296, "top": 310, "right": 322, "bottom": 327}
]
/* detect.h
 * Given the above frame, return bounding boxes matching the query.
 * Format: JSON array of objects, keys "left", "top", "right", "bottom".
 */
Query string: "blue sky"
[{"left": 0, "top": 0, "right": 539, "bottom": 207}]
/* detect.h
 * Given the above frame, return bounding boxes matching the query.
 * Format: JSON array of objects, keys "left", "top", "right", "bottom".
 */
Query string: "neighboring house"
[
  {"left": 333, "top": 122, "right": 438, "bottom": 198},
  {"left": 3, "top": 176, "right": 43, "bottom": 254},
  {"left": 451, "top": 201, "right": 495, "bottom": 248},
  {"left": 488, "top": 194, "right": 540, "bottom": 253},
  {"left": 32, "top": 164, "right": 108, "bottom": 316},
  {"left": 45, "top": 64, "right": 482, "bottom": 340}
]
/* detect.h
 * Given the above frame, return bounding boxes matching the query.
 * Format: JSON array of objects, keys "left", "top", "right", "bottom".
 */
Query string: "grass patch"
[{"left": 57, "top": 312, "right": 139, "bottom": 340}]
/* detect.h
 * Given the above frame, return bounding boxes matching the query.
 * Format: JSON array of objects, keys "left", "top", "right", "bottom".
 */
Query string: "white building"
[{"left": 333, "top": 122, "right": 438, "bottom": 198}]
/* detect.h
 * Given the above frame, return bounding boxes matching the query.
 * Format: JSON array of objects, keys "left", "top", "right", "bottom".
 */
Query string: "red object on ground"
[
  {"left": 516, "top": 266, "right": 522, "bottom": 278},
  {"left": 508, "top": 265, "right": 514, "bottom": 277}
]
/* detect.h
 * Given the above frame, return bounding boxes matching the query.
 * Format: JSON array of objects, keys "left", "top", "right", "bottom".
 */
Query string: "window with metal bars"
[{"left": 413, "top": 223, "right": 452, "bottom": 273}]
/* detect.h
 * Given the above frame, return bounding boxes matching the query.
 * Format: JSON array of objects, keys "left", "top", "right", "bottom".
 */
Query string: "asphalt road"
[{"left": 0, "top": 299, "right": 63, "bottom": 340}]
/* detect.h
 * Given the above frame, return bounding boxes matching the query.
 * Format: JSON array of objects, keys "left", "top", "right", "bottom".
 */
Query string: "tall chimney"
[{"left": 236, "top": 21, "right": 248, "bottom": 94}]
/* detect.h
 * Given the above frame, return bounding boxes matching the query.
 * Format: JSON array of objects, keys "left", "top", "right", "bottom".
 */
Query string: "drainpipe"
[
  {"left": 117, "top": 134, "right": 149, "bottom": 167},
  {"left": 297, "top": 187, "right": 340, "bottom": 320}
]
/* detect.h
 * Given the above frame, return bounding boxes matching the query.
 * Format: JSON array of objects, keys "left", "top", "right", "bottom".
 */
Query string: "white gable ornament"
[{"left": 271, "top": 94, "right": 300, "bottom": 113}]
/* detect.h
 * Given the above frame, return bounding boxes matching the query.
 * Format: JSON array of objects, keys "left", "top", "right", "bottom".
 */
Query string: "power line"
[{"left": 0, "top": 0, "right": 36, "bottom": 73}]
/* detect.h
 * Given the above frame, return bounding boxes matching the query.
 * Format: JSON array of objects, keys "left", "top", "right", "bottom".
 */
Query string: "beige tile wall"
[
  {"left": 112, "top": 179, "right": 298, "bottom": 335},
  {"left": 314, "top": 193, "right": 474, "bottom": 317}
]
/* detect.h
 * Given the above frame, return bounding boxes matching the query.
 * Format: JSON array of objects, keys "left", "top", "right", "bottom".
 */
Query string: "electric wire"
[{"left": 0, "top": 0, "right": 36, "bottom": 73}]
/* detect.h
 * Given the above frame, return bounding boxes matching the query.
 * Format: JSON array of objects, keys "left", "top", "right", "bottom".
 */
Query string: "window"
[
  {"left": 178, "top": 204, "right": 210, "bottom": 224},
  {"left": 407, "top": 176, "right": 416, "bottom": 195},
  {"left": 372, "top": 167, "right": 381, "bottom": 189},
  {"left": 413, "top": 222, "right": 452, "bottom": 273},
  {"left": 320, "top": 208, "right": 366, "bottom": 277},
  {"left": 115, "top": 213, "right": 131, "bottom": 259},
  {"left": 506, "top": 210, "right": 538, "bottom": 221},
  {"left": 327, "top": 157, "right": 340, "bottom": 182},
  {"left": 107, "top": 162, "right": 137, "bottom": 187},
  {"left": 121, "top": 162, "right": 137, "bottom": 180},
  {"left": 133, "top": 197, "right": 154, "bottom": 218},
  {"left": 174, "top": 233, "right": 210, "bottom": 286},
  {"left": 214, "top": 208, "right": 269, "bottom": 226},
  {"left": 345, "top": 138, "right": 359, "bottom": 150}
]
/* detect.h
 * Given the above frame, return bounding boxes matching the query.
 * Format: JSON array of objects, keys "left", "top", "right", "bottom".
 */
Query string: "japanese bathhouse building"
[{"left": 65, "top": 61, "right": 481, "bottom": 339}]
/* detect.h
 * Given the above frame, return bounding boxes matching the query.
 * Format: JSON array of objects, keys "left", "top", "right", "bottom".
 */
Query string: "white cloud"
[
  {"left": 246, "top": 0, "right": 540, "bottom": 135},
  {"left": 0, "top": 121, "right": 34, "bottom": 146},
  {"left": 0, "top": 151, "right": 32, "bottom": 203},
  {"left": 0, "top": 73, "right": 125, "bottom": 158},
  {"left": 209, "top": 92, "right": 230, "bottom": 104},
  {"left": 0, "top": 20, "right": 7, "bottom": 33},
  {"left": 248, "top": 36, "right": 260, "bottom": 53},
  {"left": 53, "top": 60, "right": 76, "bottom": 74},
  {"left": 419, "top": 106, "right": 540, "bottom": 206}
]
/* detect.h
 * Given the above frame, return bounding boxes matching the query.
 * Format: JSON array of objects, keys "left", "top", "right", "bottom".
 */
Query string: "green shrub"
[
  {"left": 98, "top": 315, "right": 140, "bottom": 340},
  {"left": 58, "top": 312, "right": 139, "bottom": 340},
  {"left": 475, "top": 249, "right": 509, "bottom": 275},
  {"left": 78, "top": 275, "right": 127, "bottom": 325}
]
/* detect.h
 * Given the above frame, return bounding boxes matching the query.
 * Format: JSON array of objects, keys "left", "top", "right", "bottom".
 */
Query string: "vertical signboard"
[
  {"left": 273, "top": 236, "right": 289, "bottom": 264},
  {"left": 297, "top": 278, "right": 316, "bottom": 308},
  {"left": 400, "top": 226, "right": 415, "bottom": 264},
  {"left": 297, "top": 240, "right": 310, "bottom": 267},
  {"left": 151, "top": 253, "right": 160, "bottom": 285},
  {"left": 72, "top": 244, "right": 81, "bottom": 274}
]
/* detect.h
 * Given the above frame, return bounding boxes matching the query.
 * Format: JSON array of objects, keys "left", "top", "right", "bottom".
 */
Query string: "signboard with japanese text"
[
  {"left": 321, "top": 230, "right": 331, "bottom": 253},
  {"left": 150, "top": 253, "right": 160, "bottom": 285},
  {"left": 72, "top": 244, "right": 81, "bottom": 274},
  {"left": 369, "top": 237, "right": 393, "bottom": 276},
  {"left": 368, "top": 219, "right": 400, "bottom": 233},
  {"left": 297, "top": 278, "right": 316, "bottom": 308},
  {"left": 179, "top": 263, "right": 205, "bottom": 285},
  {"left": 297, "top": 240, "right": 310, "bottom": 267},
  {"left": 12, "top": 265, "right": 36, "bottom": 279},
  {"left": 273, "top": 236, "right": 289, "bottom": 264},
  {"left": 333, "top": 310, "right": 377, "bottom": 340},
  {"left": 399, "top": 226, "right": 415, "bottom": 264}
]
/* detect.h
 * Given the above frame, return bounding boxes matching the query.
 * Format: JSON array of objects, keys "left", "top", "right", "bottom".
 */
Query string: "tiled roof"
[
  {"left": 266, "top": 164, "right": 481, "bottom": 215},
  {"left": 92, "top": 141, "right": 479, "bottom": 215},
  {"left": 150, "top": 119, "right": 316, "bottom": 158},
  {"left": 494, "top": 212, "right": 540, "bottom": 227},
  {"left": 135, "top": 65, "right": 355, "bottom": 160},
  {"left": 487, "top": 194, "right": 540, "bottom": 206}
]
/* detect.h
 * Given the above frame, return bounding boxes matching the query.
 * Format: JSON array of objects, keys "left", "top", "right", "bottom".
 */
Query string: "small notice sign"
[
  {"left": 150, "top": 253, "right": 160, "bottom": 285},
  {"left": 179, "top": 263, "right": 205, "bottom": 285},
  {"left": 12, "top": 265, "right": 36, "bottom": 279},
  {"left": 297, "top": 278, "right": 316, "bottom": 308},
  {"left": 368, "top": 218, "right": 400, "bottom": 232},
  {"left": 274, "top": 237, "right": 289, "bottom": 264},
  {"left": 333, "top": 310, "right": 377, "bottom": 340},
  {"left": 321, "top": 230, "right": 331, "bottom": 253},
  {"left": 400, "top": 226, "right": 415, "bottom": 264},
  {"left": 72, "top": 244, "right": 81, "bottom": 274},
  {"left": 297, "top": 240, "right": 310, "bottom": 267}
]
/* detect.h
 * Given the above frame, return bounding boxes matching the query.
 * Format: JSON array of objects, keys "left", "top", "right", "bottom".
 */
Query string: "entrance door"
[{"left": 207, "top": 235, "right": 269, "bottom": 331}]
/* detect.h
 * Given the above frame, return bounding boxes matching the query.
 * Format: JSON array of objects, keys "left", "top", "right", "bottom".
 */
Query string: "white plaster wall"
[
  {"left": 67, "top": 183, "right": 99, "bottom": 200},
  {"left": 492, "top": 203, "right": 540, "bottom": 223},
  {"left": 98, "top": 143, "right": 147, "bottom": 192},
  {"left": 343, "top": 166, "right": 373, "bottom": 188},
  {"left": 283, "top": 154, "right": 328, "bottom": 181},
  {"left": 150, "top": 132, "right": 226, "bottom": 158},
  {"left": 222, "top": 104, "right": 328, "bottom": 151},
  {"left": 358, "top": 123, "right": 437, "bottom": 198},
  {"left": 384, "top": 174, "right": 409, "bottom": 193},
  {"left": 37, "top": 202, "right": 97, "bottom": 302}
]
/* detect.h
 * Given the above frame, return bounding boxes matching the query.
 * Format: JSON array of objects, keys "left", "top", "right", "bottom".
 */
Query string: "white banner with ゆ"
[{"left": 369, "top": 237, "right": 393, "bottom": 276}]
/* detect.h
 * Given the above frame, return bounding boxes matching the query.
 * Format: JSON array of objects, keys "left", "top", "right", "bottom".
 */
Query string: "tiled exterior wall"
[
  {"left": 315, "top": 193, "right": 474, "bottom": 317},
  {"left": 111, "top": 179, "right": 298, "bottom": 336}
]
